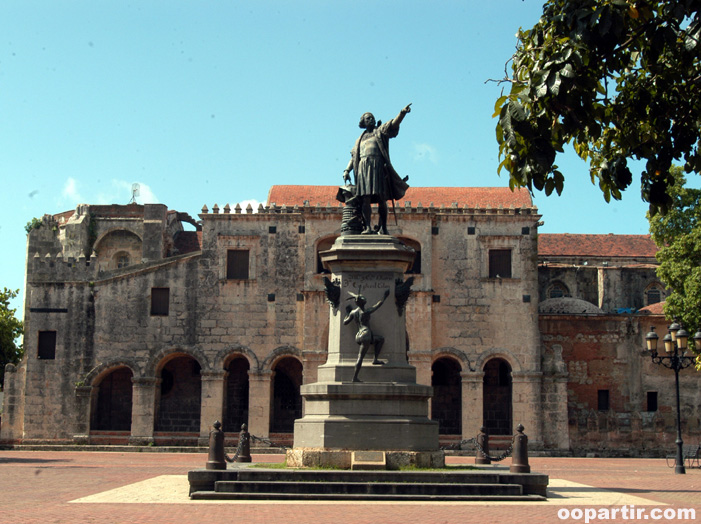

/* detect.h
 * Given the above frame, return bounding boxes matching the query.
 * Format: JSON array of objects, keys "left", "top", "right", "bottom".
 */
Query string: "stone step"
[
  {"left": 235, "top": 469, "right": 505, "bottom": 484},
  {"left": 191, "top": 490, "right": 547, "bottom": 502},
  {"left": 214, "top": 479, "right": 524, "bottom": 497}
]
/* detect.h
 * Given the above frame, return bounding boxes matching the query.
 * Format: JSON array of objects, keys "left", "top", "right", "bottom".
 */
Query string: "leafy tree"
[
  {"left": 649, "top": 167, "right": 701, "bottom": 343},
  {"left": 0, "top": 288, "right": 24, "bottom": 387},
  {"left": 24, "top": 217, "right": 41, "bottom": 235},
  {"left": 495, "top": 0, "right": 701, "bottom": 214}
]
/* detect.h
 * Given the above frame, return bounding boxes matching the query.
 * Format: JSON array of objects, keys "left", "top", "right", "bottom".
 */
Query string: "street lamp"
[{"left": 645, "top": 322, "right": 698, "bottom": 474}]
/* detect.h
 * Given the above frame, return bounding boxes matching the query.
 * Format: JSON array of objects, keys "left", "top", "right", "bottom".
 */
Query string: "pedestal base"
[
  {"left": 294, "top": 382, "right": 439, "bottom": 451},
  {"left": 286, "top": 448, "right": 445, "bottom": 470}
]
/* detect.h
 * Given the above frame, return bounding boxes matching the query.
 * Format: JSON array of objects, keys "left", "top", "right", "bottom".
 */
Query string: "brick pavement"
[{"left": 0, "top": 451, "right": 699, "bottom": 524}]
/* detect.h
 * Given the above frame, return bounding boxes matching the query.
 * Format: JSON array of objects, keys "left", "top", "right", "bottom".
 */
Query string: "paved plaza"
[{"left": 0, "top": 450, "right": 699, "bottom": 523}]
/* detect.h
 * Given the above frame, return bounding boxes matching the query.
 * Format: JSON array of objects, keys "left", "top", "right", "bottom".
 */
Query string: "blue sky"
[{"left": 1, "top": 1, "right": 657, "bottom": 312}]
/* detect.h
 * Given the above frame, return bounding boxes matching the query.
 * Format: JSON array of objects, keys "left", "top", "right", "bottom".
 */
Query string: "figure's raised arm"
[
  {"left": 368, "top": 289, "right": 391, "bottom": 313},
  {"left": 394, "top": 103, "right": 412, "bottom": 125}
]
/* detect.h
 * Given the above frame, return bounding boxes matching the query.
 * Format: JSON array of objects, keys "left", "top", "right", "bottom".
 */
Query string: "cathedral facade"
[{"left": 2, "top": 185, "right": 698, "bottom": 455}]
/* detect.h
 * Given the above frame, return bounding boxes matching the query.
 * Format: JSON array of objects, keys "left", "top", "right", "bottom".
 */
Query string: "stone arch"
[
  {"left": 146, "top": 346, "right": 209, "bottom": 376},
  {"left": 431, "top": 355, "right": 462, "bottom": 435},
  {"left": 269, "top": 353, "right": 304, "bottom": 433},
  {"left": 431, "top": 347, "right": 472, "bottom": 370},
  {"left": 546, "top": 280, "right": 570, "bottom": 299},
  {"left": 93, "top": 228, "right": 143, "bottom": 271},
  {"left": 82, "top": 359, "right": 141, "bottom": 386},
  {"left": 261, "top": 345, "right": 303, "bottom": 371},
  {"left": 87, "top": 363, "right": 137, "bottom": 432},
  {"left": 214, "top": 345, "right": 260, "bottom": 373},
  {"left": 482, "top": 357, "right": 513, "bottom": 436},
  {"left": 474, "top": 349, "right": 522, "bottom": 374},
  {"left": 223, "top": 354, "right": 251, "bottom": 433},
  {"left": 154, "top": 353, "right": 202, "bottom": 433},
  {"left": 94, "top": 227, "right": 143, "bottom": 249}
]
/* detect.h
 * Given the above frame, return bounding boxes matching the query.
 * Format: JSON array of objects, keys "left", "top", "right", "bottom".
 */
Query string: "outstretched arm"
[
  {"left": 394, "top": 103, "right": 412, "bottom": 125},
  {"left": 367, "top": 289, "right": 391, "bottom": 313}
]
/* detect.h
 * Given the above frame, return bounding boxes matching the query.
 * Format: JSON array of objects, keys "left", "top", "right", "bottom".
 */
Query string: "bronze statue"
[
  {"left": 344, "top": 288, "right": 390, "bottom": 382},
  {"left": 342, "top": 104, "right": 411, "bottom": 235}
]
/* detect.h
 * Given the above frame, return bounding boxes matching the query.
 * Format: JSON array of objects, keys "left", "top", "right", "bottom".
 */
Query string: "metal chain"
[
  {"left": 250, "top": 434, "right": 289, "bottom": 449},
  {"left": 224, "top": 432, "right": 247, "bottom": 463},
  {"left": 440, "top": 436, "right": 514, "bottom": 462}
]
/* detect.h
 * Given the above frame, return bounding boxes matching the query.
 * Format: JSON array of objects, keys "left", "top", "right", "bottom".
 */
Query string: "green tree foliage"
[
  {"left": 0, "top": 288, "right": 24, "bottom": 387},
  {"left": 24, "top": 217, "right": 41, "bottom": 235},
  {"left": 495, "top": 0, "right": 701, "bottom": 214},
  {"left": 649, "top": 167, "right": 701, "bottom": 344}
]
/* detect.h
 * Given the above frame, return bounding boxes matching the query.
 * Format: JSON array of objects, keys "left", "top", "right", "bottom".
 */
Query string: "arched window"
[
  {"left": 547, "top": 281, "right": 570, "bottom": 299},
  {"left": 114, "top": 251, "right": 130, "bottom": 268},
  {"left": 483, "top": 358, "right": 512, "bottom": 436},
  {"left": 270, "top": 357, "right": 303, "bottom": 433},
  {"left": 224, "top": 356, "right": 250, "bottom": 433},
  {"left": 93, "top": 367, "right": 133, "bottom": 431},
  {"left": 155, "top": 356, "right": 202, "bottom": 433},
  {"left": 431, "top": 357, "right": 461, "bottom": 435},
  {"left": 645, "top": 283, "right": 665, "bottom": 306}
]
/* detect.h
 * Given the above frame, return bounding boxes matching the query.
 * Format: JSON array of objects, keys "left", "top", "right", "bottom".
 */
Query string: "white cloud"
[
  {"left": 413, "top": 143, "right": 438, "bottom": 163},
  {"left": 61, "top": 177, "right": 84, "bottom": 205},
  {"left": 237, "top": 199, "right": 261, "bottom": 212}
]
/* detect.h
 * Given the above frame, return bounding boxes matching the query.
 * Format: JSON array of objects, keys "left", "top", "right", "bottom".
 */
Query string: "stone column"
[
  {"left": 409, "top": 351, "right": 433, "bottom": 387},
  {"left": 542, "top": 372, "right": 570, "bottom": 450},
  {"left": 72, "top": 385, "right": 95, "bottom": 444},
  {"left": 461, "top": 371, "right": 484, "bottom": 440},
  {"left": 247, "top": 370, "right": 273, "bottom": 438},
  {"left": 199, "top": 371, "right": 227, "bottom": 445},
  {"left": 129, "top": 377, "right": 158, "bottom": 446},
  {"left": 511, "top": 371, "right": 543, "bottom": 449}
]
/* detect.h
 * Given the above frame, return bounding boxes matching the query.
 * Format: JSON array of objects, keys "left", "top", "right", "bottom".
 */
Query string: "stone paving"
[{"left": 1, "top": 451, "right": 699, "bottom": 524}]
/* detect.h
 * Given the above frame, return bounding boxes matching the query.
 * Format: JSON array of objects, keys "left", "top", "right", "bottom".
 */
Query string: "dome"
[{"left": 539, "top": 297, "right": 604, "bottom": 315}]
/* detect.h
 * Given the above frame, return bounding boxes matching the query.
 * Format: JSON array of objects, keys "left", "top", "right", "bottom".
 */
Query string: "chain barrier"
[
  {"left": 224, "top": 432, "right": 288, "bottom": 463},
  {"left": 440, "top": 436, "right": 514, "bottom": 462},
  {"left": 224, "top": 432, "right": 247, "bottom": 463},
  {"left": 250, "top": 434, "right": 289, "bottom": 449}
]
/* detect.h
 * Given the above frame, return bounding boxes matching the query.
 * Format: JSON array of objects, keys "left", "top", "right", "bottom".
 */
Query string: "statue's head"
[
  {"left": 347, "top": 289, "right": 367, "bottom": 307},
  {"left": 359, "top": 112, "right": 376, "bottom": 129}
]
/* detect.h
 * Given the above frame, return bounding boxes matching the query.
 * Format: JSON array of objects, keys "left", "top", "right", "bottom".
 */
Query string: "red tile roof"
[
  {"left": 267, "top": 186, "right": 533, "bottom": 209},
  {"left": 638, "top": 301, "right": 665, "bottom": 315},
  {"left": 539, "top": 234, "right": 658, "bottom": 258}
]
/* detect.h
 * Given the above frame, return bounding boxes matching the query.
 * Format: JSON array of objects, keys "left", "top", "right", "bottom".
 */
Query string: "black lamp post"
[{"left": 645, "top": 322, "right": 698, "bottom": 474}]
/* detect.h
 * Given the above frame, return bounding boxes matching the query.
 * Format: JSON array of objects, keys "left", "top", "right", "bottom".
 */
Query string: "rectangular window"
[
  {"left": 38, "top": 331, "right": 57, "bottom": 360},
  {"left": 227, "top": 249, "right": 250, "bottom": 279},
  {"left": 647, "top": 391, "right": 658, "bottom": 412},
  {"left": 150, "top": 288, "right": 170, "bottom": 316},
  {"left": 489, "top": 249, "right": 512, "bottom": 278},
  {"left": 597, "top": 389, "right": 610, "bottom": 411}
]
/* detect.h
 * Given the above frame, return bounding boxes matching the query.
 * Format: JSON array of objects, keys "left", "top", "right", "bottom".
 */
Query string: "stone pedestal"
[{"left": 292, "top": 235, "right": 440, "bottom": 464}]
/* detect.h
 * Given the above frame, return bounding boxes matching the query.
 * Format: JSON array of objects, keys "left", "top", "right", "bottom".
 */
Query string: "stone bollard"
[
  {"left": 475, "top": 426, "right": 491, "bottom": 465},
  {"left": 206, "top": 421, "right": 227, "bottom": 470},
  {"left": 509, "top": 423, "right": 531, "bottom": 473},
  {"left": 236, "top": 423, "right": 252, "bottom": 463}
]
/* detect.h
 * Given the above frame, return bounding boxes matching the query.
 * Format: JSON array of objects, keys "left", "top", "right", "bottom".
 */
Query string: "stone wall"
[{"left": 540, "top": 314, "right": 701, "bottom": 456}]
